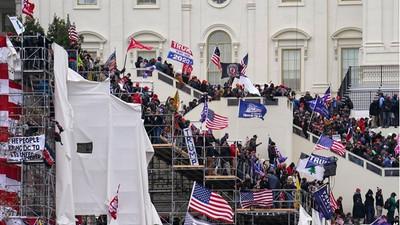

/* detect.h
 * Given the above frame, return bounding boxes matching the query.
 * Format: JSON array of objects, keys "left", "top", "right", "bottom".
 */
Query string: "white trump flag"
[{"left": 8, "top": 17, "right": 25, "bottom": 35}]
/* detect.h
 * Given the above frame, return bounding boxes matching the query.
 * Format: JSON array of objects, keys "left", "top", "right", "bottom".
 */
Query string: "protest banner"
[
  {"left": 8, "top": 134, "right": 45, "bottom": 161},
  {"left": 183, "top": 128, "right": 199, "bottom": 165}
]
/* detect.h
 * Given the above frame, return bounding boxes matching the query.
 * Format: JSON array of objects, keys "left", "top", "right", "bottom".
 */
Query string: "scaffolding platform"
[{"left": 236, "top": 208, "right": 297, "bottom": 214}]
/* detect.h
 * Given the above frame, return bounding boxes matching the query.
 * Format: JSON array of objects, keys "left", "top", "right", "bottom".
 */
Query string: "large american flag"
[
  {"left": 205, "top": 108, "right": 228, "bottom": 130},
  {"left": 330, "top": 189, "right": 339, "bottom": 212},
  {"left": 314, "top": 135, "right": 346, "bottom": 156},
  {"left": 188, "top": 183, "right": 234, "bottom": 223},
  {"left": 240, "top": 189, "right": 273, "bottom": 208},
  {"left": 240, "top": 53, "right": 248, "bottom": 76},
  {"left": 211, "top": 46, "right": 222, "bottom": 72},
  {"left": 68, "top": 24, "right": 78, "bottom": 42}
]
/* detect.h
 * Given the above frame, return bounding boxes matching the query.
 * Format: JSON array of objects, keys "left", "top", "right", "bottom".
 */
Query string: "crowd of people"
[
  {"left": 65, "top": 44, "right": 400, "bottom": 224},
  {"left": 291, "top": 91, "right": 399, "bottom": 169}
]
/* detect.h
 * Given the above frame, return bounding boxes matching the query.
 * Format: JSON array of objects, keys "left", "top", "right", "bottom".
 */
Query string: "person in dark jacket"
[
  {"left": 382, "top": 95, "right": 392, "bottom": 128},
  {"left": 376, "top": 187, "right": 384, "bottom": 216},
  {"left": 336, "top": 196, "right": 344, "bottom": 217},
  {"left": 266, "top": 171, "right": 280, "bottom": 208},
  {"left": 259, "top": 176, "right": 269, "bottom": 189},
  {"left": 268, "top": 141, "right": 277, "bottom": 164},
  {"left": 353, "top": 198, "right": 365, "bottom": 225},
  {"left": 353, "top": 188, "right": 363, "bottom": 204},
  {"left": 364, "top": 189, "right": 375, "bottom": 223},
  {"left": 249, "top": 135, "right": 262, "bottom": 153},
  {"left": 392, "top": 93, "right": 399, "bottom": 128},
  {"left": 369, "top": 98, "right": 380, "bottom": 128}
]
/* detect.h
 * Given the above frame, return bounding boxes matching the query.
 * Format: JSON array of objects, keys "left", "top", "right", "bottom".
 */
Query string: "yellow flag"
[
  {"left": 173, "top": 90, "right": 180, "bottom": 110},
  {"left": 295, "top": 176, "right": 300, "bottom": 209}
]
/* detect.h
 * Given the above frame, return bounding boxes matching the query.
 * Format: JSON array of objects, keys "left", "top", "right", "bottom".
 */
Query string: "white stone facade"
[{"left": 14, "top": 0, "right": 400, "bottom": 94}]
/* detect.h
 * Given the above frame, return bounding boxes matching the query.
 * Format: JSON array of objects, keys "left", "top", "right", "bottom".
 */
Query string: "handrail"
[
  {"left": 131, "top": 68, "right": 205, "bottom": 99},
  {"left": 338, "top": 65, "right": 399, "bottom": 98},
  {"left": 292, "top": 124, "right": 399, "bottom": 177}
]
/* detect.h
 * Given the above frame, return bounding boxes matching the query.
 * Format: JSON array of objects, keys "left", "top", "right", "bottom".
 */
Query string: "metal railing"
[{"left": 338, "top": 65, "right": 399, "bottom": 99}]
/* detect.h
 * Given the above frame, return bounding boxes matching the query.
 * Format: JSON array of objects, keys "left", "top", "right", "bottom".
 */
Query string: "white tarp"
[
  {"left": 53, "top": 43, "right": 161, "bottom": 225},
  {"left": 297, "top": 205, "right": 312, "bottom": 225}
]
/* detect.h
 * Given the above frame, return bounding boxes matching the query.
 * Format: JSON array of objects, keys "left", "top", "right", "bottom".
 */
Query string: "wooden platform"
[
  {"left": 173, "top": 165, "right": 204, "bottom": 170},
  {"left": 205, "top": 175, "right": 237, "bottom": 180},
  {"left": 152, "top": 143, "right": 173, "bottom": 148}
]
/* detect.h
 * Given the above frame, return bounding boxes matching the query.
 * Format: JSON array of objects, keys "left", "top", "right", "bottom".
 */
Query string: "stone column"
[
  {"left": 363, "top": 0, "right": 384, "bottom": 48},
  {"left": 109, "top": 0, "right": 124, "bottom": 69},
  {"left": 247, "top": 0, "right": 256, "bottom": 81},
  {"left": 181, "top": 0, "right": 192, "bottom": 46},
  {"left": 312, "top": 0, "right": 329, "bottom": 89}
]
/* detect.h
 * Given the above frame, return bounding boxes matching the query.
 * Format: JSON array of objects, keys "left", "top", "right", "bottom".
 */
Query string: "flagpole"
[
  {"left": 312, "top": 135, "right": 322, "bottom": 152},
  {"left": 187, "top": 181, "right": 196, "bottom": 212},
  {"left": 206, "top": 46, "right": 217, "bottom": 73},
  {"left": 122, "top": 50, "right": 128, "bottom": 75}
]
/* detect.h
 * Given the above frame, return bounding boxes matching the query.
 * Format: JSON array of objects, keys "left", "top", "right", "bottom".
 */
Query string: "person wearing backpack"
[{"left": 386, "top": 192, "right": 397, "bottom": 223}]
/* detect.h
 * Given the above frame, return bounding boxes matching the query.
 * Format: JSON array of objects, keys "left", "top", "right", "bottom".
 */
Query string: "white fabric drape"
[{"left": 54, "top": 43, "right": 161, "bottom": 225}]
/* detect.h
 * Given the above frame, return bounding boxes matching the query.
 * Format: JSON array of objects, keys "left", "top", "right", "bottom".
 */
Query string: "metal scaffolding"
[{"left": 1, "top": 35, "right": 56, "bottom": 224}]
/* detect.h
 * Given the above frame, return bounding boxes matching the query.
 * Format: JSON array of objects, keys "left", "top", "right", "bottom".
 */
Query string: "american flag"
[
  {"left": 205, "top": 108, "right": 228, "bottom": 130},
  {"left": 211, "top": 46, "right": 222, "bottom": 72},
  {"left": 314, "top": 135, "right": 346, "bottom": 156},
  {"left": 323, "top": 86, "right": 331, "bottom": 104},
  {"left": 395, "top": 135, "right": 399, "bottom": 157},
  {"left": 104, "top": 50, "right": 117, "bottom": 73},
  {"left": 68, "top": 24, "right": 78, "bottom": 42},
  {"left": 371, "top": 215, "right": 389, "bottom": 225},
  {"left": 240, "top": 189, "right": 273, "bottom": 208},
  {"left": 330, "top": 189, "right": 339, "bottom": 212},
  {"left": 184, "top": 212, "right": 213, "bottom": 225},
  {"left": 188, "top": 182, "right": 234, "bottom": 223},
  {"left": 240, "top": 53, "right": 248, "bottom": 76}
]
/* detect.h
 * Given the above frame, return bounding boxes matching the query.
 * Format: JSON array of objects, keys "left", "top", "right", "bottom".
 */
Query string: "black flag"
[{"left": 221, "top": 63, "right": 242, "bottom": 79}]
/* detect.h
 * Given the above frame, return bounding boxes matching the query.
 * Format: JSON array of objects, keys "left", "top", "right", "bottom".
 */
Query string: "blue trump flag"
[
  {"left": 312, "top": 185, "right": 333, "bottom": 219},
  {"left": 312, "top": 96, "right": 331, "bottom": 119},
  {"left": 305, "top": 153, "right": 333, "bottom": 168},
  {"left": 238, "top": 100, "right": 267, "bottom": 120}
]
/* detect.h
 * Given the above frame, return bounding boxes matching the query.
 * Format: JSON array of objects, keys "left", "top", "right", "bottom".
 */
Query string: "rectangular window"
[
  {"left": 282, "top": 0, "right": 301, "bottom": 2},
  {"left": 2, "top": 13, "right": 15, "bottom": 33},
  {"left": 341, "top": 48, "right": 359, "bottom": 79},
  {"left": 208, "top": 44, "right": 231, "bottom": 85},
  {"left": 137, "top": 0, "right": 157, "bottom": 5},
  {"left": 77, "top": 0, "right": 97, "bottom": 5},
  {"left": 77, "top": 142, "right": 93, "bottom": 154},
  {"left": 282, "top": 49, "right": 301, "bottom": 91},
  {"left": 137, "top": 51, "right": 156, "bottom": 64}
]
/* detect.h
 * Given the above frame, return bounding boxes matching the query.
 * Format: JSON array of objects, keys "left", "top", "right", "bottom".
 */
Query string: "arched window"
[{"left": 207, "top": 31, "right": 231, "bottom": 85}]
